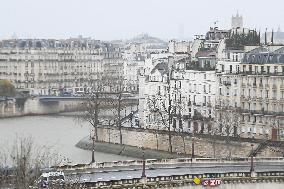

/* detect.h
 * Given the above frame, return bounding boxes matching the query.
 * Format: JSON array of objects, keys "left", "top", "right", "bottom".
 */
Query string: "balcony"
[
  {"left": 239, "top": 71, "right": 284, "bottom": 76},
  {"left": 265, "top": 84, "right": 270, "bottom": 89},
  {"left": 280, "top": 85, "right": 284, "bottom": 90},
  {"left": 223, "top": 81, "right": 231, "bottom": 86},
  {"left": 240, "top": 109, "right": 284, "bottom": 116}
]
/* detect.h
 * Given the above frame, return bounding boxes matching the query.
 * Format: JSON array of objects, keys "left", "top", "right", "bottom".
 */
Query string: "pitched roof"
[
  {"left": 150, "top": 62, "right": 169, "bottom": 75},
  {"left": 195, "top": 50, "right": 216, "bottom": 58}
]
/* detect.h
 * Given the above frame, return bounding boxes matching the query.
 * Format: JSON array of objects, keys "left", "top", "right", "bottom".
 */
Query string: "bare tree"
[
  {"left": 108, "top": 78, "right": 136, "bottom": 145},
  {"left": 0, "top": 136, "right": 61, "bottom": 189},
  {"left": 76, "top": 74, "right": 115, "bottom": 163},
  {"left": 147, "top": 94, "right": 175, "bottom": 153},
  {"left": 215, "top": 100, "right": 240, "bottom": 158}
]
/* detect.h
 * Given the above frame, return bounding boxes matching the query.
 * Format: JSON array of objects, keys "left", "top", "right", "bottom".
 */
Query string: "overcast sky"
[{"left": 0, "top": 0, "right": 284, "bottom": 40}]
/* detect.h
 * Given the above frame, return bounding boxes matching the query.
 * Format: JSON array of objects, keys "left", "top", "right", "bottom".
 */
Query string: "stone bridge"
[{"left": 0, "top": 95, "right": 138, "bottom": 117}]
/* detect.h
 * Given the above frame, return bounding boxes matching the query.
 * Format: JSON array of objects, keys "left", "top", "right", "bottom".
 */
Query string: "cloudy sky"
[{"left": 0, "top": 0, "right": 283, "bottom": 40}]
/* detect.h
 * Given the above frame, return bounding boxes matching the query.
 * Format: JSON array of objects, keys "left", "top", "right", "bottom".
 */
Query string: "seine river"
[
  {"left": 0, "top": 115, "right": 133, "bottom": 164},
  {"left": 1, "top": 116, "right": 283, "bottom": 189}
]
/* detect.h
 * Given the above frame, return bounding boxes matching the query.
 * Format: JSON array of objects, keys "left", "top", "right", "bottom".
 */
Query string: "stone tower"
[{"left": 231, "top": 12, "right": 243, "bottom": 29}]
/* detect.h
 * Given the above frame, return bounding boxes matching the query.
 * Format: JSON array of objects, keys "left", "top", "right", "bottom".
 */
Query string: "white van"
[{"left": 35, "top": 172, "right": 65, "bottom": 188}]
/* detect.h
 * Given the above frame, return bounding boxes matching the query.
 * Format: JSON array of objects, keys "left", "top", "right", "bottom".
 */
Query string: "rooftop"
[{"left": 242, "top": 52, "right": 284, "bottom": 64}]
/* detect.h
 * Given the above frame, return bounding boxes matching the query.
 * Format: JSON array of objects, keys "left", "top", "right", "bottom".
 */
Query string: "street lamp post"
[
  {"left": 91, "top": 134, "right": 95, "bottom": 163},
  {"left": 192, "top": 136, "right": 195, "bottom": 160},
  {"left": 250, "top": 144, "right": 254, "bottom": 172},
  {"left": 141, "top": 147, "right": 146, "bottom": 178}
]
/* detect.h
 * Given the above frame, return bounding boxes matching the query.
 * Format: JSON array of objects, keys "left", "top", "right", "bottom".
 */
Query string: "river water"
[
  {"left": 0, "top": 115, "right": 133, "bottom": 164},
  {"left": 1, "top": 116, "right": 283, "bottom": 189}
]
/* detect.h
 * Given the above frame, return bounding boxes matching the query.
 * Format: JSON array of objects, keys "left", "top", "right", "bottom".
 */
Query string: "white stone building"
[
  {"left": 215, "top": 46, "right": 284, "bottom": 141},
  {"left": 168, "top": 40, "right": 190, "bottom": 54},
  {"left": 0, "top": 48, "right": 104, "bottom": 95}
]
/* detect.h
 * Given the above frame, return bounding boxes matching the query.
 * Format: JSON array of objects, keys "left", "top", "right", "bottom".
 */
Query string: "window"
[
  {"left": 253, "top": 127, "right": 256, "bottom": 134},
  {"left": 248, "top": 127, "right": 251, "bottom": 133},
  {"left": 249, "top": 65, "right": 252, "bottom": 73},
  {"left": 274, "top": 66, "right": 278, "bottom": 73},
  {"left": 273, "top": 90, "right": 277, "bottom": 99}
]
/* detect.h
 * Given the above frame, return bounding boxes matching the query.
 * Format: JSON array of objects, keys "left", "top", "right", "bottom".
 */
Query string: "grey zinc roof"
[{"left": 242, "top": 52, "right": 284, "bottom": 64}]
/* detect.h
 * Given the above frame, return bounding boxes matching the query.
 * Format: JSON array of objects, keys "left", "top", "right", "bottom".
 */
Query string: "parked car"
[
  {"left": 34, "top": 172, "right": 65, "bottom": 188},
  {"left": 62, "top": 92, "right": 72, "bottom": 97}
]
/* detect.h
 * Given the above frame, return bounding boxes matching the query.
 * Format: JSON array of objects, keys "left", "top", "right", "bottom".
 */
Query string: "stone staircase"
[{"left": 248, "top": 140, "right": 269, "bottom": 157}]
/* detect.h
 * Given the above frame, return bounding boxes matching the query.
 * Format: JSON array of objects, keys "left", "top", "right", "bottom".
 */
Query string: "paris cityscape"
[{"left": 0, "top": 0, "right": 284, "bottom": 188}]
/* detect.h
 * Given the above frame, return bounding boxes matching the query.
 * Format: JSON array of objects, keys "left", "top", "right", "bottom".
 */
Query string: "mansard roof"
[
  {"left": 242, "top": 52, "right": 284, "bottom": 64},
  {"left": 195, "top": 50, "right": 216, "bottom": 58}
]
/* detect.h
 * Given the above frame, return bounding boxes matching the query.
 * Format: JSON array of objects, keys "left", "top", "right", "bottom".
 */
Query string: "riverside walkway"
[{"left": 53, "top": 157, "right": 284, "bottom": 188}]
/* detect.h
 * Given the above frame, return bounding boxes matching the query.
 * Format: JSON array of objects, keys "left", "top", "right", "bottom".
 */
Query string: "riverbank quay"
[
  {"left": 82, "top": 172, "right": 284, "bottom": 189},
  {"left": 51, "top": 159, "right": 284, "bottom": 189},
  {"left": 76, "top": 126, "right": 284, "bottom": 159},
  {"left": 54, "top": 157, "right": 284, "bottom": 173},
  {"left": 76, "top": 138, "right": 187, "bottom": 159}
]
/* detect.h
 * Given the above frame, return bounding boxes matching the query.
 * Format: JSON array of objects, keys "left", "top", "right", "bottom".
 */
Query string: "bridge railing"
[{"left": 54, "top": 157, "right": 284, "bottom": 172}]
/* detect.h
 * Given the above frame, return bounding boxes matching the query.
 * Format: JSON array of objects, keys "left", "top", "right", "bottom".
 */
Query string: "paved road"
[{"left": 64, "top": 162, "right": 284, "bottom": 183}]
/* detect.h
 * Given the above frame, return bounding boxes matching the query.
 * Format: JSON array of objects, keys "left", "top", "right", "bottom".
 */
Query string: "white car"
[{"left": 34, "top": 172, "right": 65, "bottom": 188}]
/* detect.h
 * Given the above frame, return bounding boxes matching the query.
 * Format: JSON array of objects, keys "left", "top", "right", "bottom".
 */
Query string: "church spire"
[
  {"left": 271, "top": 29, "right": 274, "bottom": 45},
  {"left": 265, "top": 28, "right": 267, "bottom": 45}
]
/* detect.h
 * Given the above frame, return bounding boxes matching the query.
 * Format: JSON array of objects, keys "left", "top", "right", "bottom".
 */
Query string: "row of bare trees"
[
  {"left": 76, "top": 74, "right": 137, "bottom": 162},
  {"left": 145, "top": 63, "right": 243, "bottom": 156}
]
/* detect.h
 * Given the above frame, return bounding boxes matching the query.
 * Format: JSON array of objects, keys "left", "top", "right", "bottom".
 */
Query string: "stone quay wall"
[{"left": 96, "top": 127, "right": 283, "bottom": 158}]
